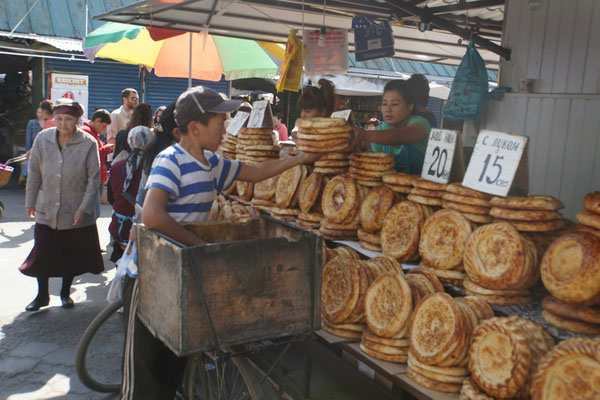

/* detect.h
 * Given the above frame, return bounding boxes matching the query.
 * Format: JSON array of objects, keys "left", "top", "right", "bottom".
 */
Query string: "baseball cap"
[{"left": 175, "top": 86, "right": 242, "bottom": 129}]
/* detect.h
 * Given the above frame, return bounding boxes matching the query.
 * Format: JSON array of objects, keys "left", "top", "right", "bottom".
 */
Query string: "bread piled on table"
[
  {"left": 357, "top": 186, "right": 395, "bottom": 252},
  {"left": 576, "top": 191, "right": 600, "bottom": 237},
  {"left": 208, "top": 194, "right": 260, "bottom": 222},
  {"left": 314, "top": 152, "right": 351, "bottom": 176},
  {"left": 235, "top": 127, "right": 279, "bottom": 164},
  {"left": 531, "top": 337, "right": 600, "bottom": 400},
  {"left": 361, "top": 267, "right": 443, "bottom": 363},
  {"left": 269, "top": 164, "right": 308, "bottom": 221},
  {"left": 295, "top": 117, "right": 351, "bottom": 153},
  {"left": 442, "top": 183, "right": 493, "bottom": 224},
  {"left": 407, "top": 293, "right": 493, "bottom": 393},
  {"left": 540, "top": 230, "right": 600, "bottom": 334},
  {"left": 382, "top": 172, "right": 420, "bottom": 195},
  {"left": 380, "top": 200, "right": 432, "bottom": 262},
  {"left": 418, "top": 209, "right": 473, "bottom": 285},
  {"left": 408, "top": 178, "right": 447, "bottom": 208},
  {"left": 465, "top": 316, "right": 554, "bottom": 399},
  {"left": 221, "top": 132, "right": 238, "bottom": 160},
  {"left": 349, "top": 152, "right": 395, "bottom": 188},
  {"left": 295, "top": 171, "right": 325, "bottom": 229},
  {"left": 320, "top": 175, "right": 361, "bottom": 240},
  {"left": 489, "top": 195, "right": 566, "bottom": 232},
  {"left": 463, "top": 222, "right": 541, "bottom": 305}
]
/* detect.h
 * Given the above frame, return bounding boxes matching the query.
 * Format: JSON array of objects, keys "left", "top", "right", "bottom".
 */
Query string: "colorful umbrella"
[{"left": 83, "top": 23, "right": 283, "bottom": 82}]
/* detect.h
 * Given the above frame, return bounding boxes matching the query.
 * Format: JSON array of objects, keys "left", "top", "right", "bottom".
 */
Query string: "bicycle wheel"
[
  {"left": 184, "top": 352, "right": 270, "bottom": 400},
  {"left": 75, "top": 299, "right": 124, "bottom": 393}
]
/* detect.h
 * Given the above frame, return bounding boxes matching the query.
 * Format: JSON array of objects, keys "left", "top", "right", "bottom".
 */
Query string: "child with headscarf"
[{"left": 108, "top": 126, "right": 152, "bottom": 261}]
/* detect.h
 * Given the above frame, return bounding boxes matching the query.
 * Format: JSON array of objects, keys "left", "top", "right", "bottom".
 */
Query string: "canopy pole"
[{"left": 188, "top": 33, "right": 193, "bottom": 88}]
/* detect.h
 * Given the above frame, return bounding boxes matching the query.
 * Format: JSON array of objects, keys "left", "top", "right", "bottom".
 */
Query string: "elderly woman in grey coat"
[{"left": 20, "top": 100, "right": 104, "bottom": 311}]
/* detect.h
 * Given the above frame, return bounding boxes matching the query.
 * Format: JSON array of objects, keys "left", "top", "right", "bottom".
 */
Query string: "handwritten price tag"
[
  {"left": 247, "top": 100, "right": 273, "bottom": 129},
  {"left": 462, "top": 130, "right": 528, "bottom": 197},
  {"left": 331, "top": 109, "right": 353, "bottom": 122},
  {"left": 226, "top": 111, "right": 250, "bottom": 136},
  {"left": 421, "top": 129, "right": 459, "bottom": 184}
]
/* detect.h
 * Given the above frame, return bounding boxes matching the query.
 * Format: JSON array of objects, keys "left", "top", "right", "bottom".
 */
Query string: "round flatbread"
[
  {"left": 253, "top": 175, "right": 279, "bottom": 200},
  {"left": 322, "top": 324, "right": 362, "bottom": 339},
  {"left": 583, "top": 191, "right": 600, "bottom": 214},
  {"left": 236, "top": 181, "right": 253, "bottom": 201},
  {"left": 542, "top": 296, "right": 600, "bottom": 325},
  {"left": 419, "top": 209, "right": 473, "bottom": 270},
  {"left": 363, "top": 329, "right": 409, "bottom": 347},
  {"left": 296, "top": 132, "right": 351, "bottom": 141},
  {"left": 460, "top": 378, "right": 495, "bottom": 400},
  {"left": 350, "top": 155, "right": 394, "bottom": 165},
  {"left": 576, "top": 223, "right": 600, "bottom": 238},
  {"left": 298, "top": 172, "right": 323, "bottom": 213},
  {"left": 384, "top": 184, "right": 413, "bottom": 194},
  {"left": 406, "top": 367, "right": 462, "bottom": 393},
  {"left": 295, "top": 117, "right": 347, "bottom": 129},
  {"left": 463, "top": 279, "right": 530, "bottom": 297},
  {"left": 464, "top": 291, "right": 532, "bottom": 305},
  {"left": 348, "top": 166, "right": 394, "bottom": 178},
  {"left": 381, "top": 201, "right": 424, "bottom": 261},
  {"left": 382, "top": 173, "right": 419, "bottom": 186},
  {"left": 314, "top": 160, "right": 349, "bottom": 168},
  {"left": 418, "top": 264, "right": 466, "bottom": 279},
  {"left": 445, "top": 183, "right": 491, "bottom": 200},
  {"left": 577, "top": 209, "right": 600, "bottom": 230},
  {"left": 407, "top": 194, "right": 443, "bottom": 207},
  {"left": 542, "top": 310, "right": 600, "bottom": 335},
  {"left": 321, "top": 175, "right": 358, "bottom": 223},
  {"left": 359, "top": 241, "right": 382, "bottom": 252},
  {"left": 321, "top": 219, "right": 360, "bottom": 231},
  {"left": 275, "top": 165, "right": 302, "bottom": 208},
  {"left": 319, "top": 152, "right": 350, "bottom": 160},
  {"left": 359, "top": 343, "right": 408, "bottom": 363},
  {"left": 355, "top": 179, "right": 383, "bottom": 188},
  {"left": 297, "top": 212, "right": 323, "bottom": 223},
  {"left": 411, "top": 187, "right": 445, "bottom": 198},
  {"left": 461, "top": 212, "right": 493, "bottom": 224},
  {"left": 359, "top": 186, "right": 395, "bottom": 233},
  {"left": 408, "top": 352, "right": 469, "bottom": 377},
  {"left": 489, "top": 207, "right": 561, "bottom": 221},
  {"left": 442, "top": 192, "right": 491, "bottom": 207},
  {"left": 541, "top": 232, "right": 600, "bottom": 305},
  {"left": 297, "top": 138, "right": 349, "bottom": 148},
  {"left": 298, "top": 125, "right": 353, "bottom": 134},
  {"left": 300, "top": 143, "right": 350, "bottom": 153},
  {"left": 357, "top": 229, "right": 381, "bottom": 245},
  {"left": 407, "top": 361, "right": 467, "bottom": 384},
  {"left": 321, "top": 257, "right": 360, "bottom": 323},
  {"left": 413, "top": 178, "right": 447, "bottom": 191},
  {"left": 531, "top": 338, "right": 600, "bottom": 400},
  {"left": 250, "top": 198, "right": 275, "bottom": 207},
  {"left": 493, "top": 217, "right": 565, "bottom": 232},
  {"left": 313, "top": 166, "right": 348, "bottom": 175},
  {"left": 365, "top": 273, "right": 413, "bottom": 338},
  {"left": 270, "top": 207, "right": 300, "bottom": 216},
  {"left": 349, "top": 160, "right": 394, "bottom": 172},
  {"left": 490, "top": 195, "right": 564, "bottom": 211},
  {"left": 443, "top": 201, "right": 490, "bottom": 215}
]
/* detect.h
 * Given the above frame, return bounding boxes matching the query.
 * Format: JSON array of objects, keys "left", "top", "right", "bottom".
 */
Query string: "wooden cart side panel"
[
  {"left": 182, "top": 235, "right": 317, "bottom": 354},
  {"left": 136, "top": 225, "right": 184, "bottom": 353}
]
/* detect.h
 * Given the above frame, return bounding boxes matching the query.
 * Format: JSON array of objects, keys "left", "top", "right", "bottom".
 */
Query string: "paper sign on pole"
[
  {"left": 462, "top": 130, "right": 529, "bottom": 197},
  {"left": 330, "top": 109, "right": 353, "bottom": 123},
  {"left": 247, "top": 100, "right": 274, "bottom": 129},
  {"left": 226, "top": 111, "right": 250, "bottom": 136},
  {"left": 421, "top": 129, "right": 465, "bottom": 184},
  {"left": 49, "top": 73, "right": 89, "bottom": 116}
]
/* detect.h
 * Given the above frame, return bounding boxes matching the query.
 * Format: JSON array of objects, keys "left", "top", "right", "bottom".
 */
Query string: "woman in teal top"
[{"left": 352, "top": 80, "right": 431, "bottom": 174}]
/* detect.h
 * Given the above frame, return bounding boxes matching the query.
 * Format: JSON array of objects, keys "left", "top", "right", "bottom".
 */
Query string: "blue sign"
[{"left": 352, "top": 16, "right": 395, "bottom": 62}]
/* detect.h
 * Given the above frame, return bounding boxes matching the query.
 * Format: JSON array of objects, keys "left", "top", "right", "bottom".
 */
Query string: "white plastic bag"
[{"left": 107, "top": 240, "right": 136, "bottom": 302}]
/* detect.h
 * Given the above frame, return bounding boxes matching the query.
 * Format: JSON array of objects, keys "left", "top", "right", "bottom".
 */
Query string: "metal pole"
[{"left": 188, "top": 33, "right": 193, "bottom": 88}]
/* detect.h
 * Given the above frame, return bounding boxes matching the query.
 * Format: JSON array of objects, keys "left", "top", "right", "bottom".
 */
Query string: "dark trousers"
[{"left": 122, "top": 276, "right": 187, "bottom": 399}]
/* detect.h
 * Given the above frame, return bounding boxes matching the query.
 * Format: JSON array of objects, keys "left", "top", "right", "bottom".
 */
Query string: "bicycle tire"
[
  {"left": 184, "top": 352, "right": 270, "bottom": 400},
  {"left": 75, "top": 299, "right": 124, "bottom": 393}
]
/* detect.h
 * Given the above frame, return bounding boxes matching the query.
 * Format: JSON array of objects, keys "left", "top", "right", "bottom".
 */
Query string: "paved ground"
[{"left": 0, "top": 188, "right": 121, "bottom": 400}]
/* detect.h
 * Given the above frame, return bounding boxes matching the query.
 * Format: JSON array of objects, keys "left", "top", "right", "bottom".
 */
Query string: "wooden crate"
[{"left": 136, "top": 217, "right": 323, "bottom": 356}]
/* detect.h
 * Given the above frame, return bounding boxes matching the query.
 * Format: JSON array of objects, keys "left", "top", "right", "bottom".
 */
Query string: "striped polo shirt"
[{"left": 145, "top": 144, "right": 241, "bottom": 222}]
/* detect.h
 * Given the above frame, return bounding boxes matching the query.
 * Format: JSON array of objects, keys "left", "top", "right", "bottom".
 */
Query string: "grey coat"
[{"left": 26, "top": 127, "right": 100, "bottom": 230}]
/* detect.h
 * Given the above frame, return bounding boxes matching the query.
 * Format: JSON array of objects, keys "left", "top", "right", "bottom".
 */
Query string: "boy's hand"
[{"left": 297, "top": 151, "right": 325, "bottom": 164}]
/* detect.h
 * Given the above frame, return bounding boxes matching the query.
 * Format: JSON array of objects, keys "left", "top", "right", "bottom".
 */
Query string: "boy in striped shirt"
[{"left": 122, "top": 86, "right": 321, "bottom": 399}]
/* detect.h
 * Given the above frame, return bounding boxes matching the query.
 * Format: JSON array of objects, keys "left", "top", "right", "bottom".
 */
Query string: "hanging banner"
[
  {"left": 276, "top": 30, "right": 303, "bottom": 92},
  {"left": 49, "top": 73, "right": 89, "bottom": 116},
  {"left": 352, "top": 16, "right": 395, "bottom": 62},
  {"left": 303, "top": 28, "right": 349, "bottom": 77}
]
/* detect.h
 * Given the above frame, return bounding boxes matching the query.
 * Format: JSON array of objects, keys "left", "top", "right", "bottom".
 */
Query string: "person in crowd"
[
  {"left": 40, "top": 99, "right": 55, "bottom": 129},
  {"left": 20, "top": 100, "right": 104, "bottom": 311},
  {"left": 107, "top": 88, "right": 139, "bottom": 160},
  {"left": 407, "top": 73, "right": 438, "bottom": 128},
  {"left": 26, "top": 106, "right": 46, "bottom": 151},
  {"left": 81, "top": 109, "right": 113, "bottom": 218},
  {"left": 351, "top": 79, "right": 431, "bottom": 174},
  {"left": 107, "top": 126, "right": 152, "bottom": 262},
  {"left": 273, "top": 112, "right": 288, "bottom": 141},
  {"left": 153, "top": 106, "right": 166, "bottom": 128},
  {"left": 121, "top": 86, "right": 322, "bottom": 399},
  {"left": 113, "top": 103, "right": 153, "bottom": 162},
  {"left": 296, "top": 78, "right": 337, "bottom": 118},
  {"left": 366, "top": 118, "right": 380, "bottom": 130}
]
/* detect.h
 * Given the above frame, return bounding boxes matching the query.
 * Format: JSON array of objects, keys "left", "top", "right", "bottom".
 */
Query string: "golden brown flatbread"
[
  {"left": 463, "top": 279, "right": 530, "bottom": 297},
  {"left": 381, "top": 201, "right": 425, "bottom": 261},
  {"left": 359, "top": 343, "right": 408, "bottom": 363},
  {"left": 384, "top": 184, "right": 413, "bottom": 194},
  {"left": 359, "top": 186, "right": 394, "bottom": 233},
  {"left": 295, "top": 117, "right": 347, "bottom": 129},
  {"left": 236, "top": 181, "right": 254, "bottom": 201},
  {"left": 364, "top": 273, "right": 413, "bottom": 338},
  {"left": 577, "top": 209, "right": 600, "bottom": 230},
  {"left": 493, "top": 217, "right": 565, "bottom": 232},
  {"left": 542, "top": 296, "right": 600, "bottom": 324},
  {"left": 321, "top": 257, "right": 360, "bottom": 323},
  {"left": 349, "top": 160, "right": 394, "bottom": 171},
  {"left": 441, "top": 192, "right": 491, "bottom": 207},
  {"left": 382, "top": 173, "right": 419, "bottom": 186},
  {"left": 540, "top": 232, "right": 600, "bottom": 305},
  {"left": 461, "top": 212, "right": 493, "bottom": 224},
  {"left": 298, "top": 171, "right": 322, "bottom": 213},
  {"left": 296, "top": 132, "right": 351, "bottom": 141},
  {"left": 322, "top": 325, "right": 362, "bottom": 339},
  {"left": 253, "top": 175, "right": 279, "bottom": 200},
  {"left": 460, "top": 377, "right": 495, "bottom": 400},
  {"left": 542, "top": 310, "right": 600, "bottom": 335},
  {"left": 490, "top": 195, "right": 564, "bottom": 211},
  {"left": 583, "top": 191, "right": 600, "bottom": 214},
  {"left": 407, "top": 194, "right": 443, "bottom": 206},
  {"left": 489, "top": 207, "right": 561, "bottom": 221},
  {"left": 443, "top": 201, "right": 490, "bottom": 215},
  {"left": 419, "top": 209, "right": 473, "bottom": 270},
  {"left": 314, "top": 160, "right": 350, "bottom": 168},
  {"left": 348, "top": 166, "right": 394, "bottom": 178},
  {"left": 406, "top": 366, "right": 463, "bottom": 393},
  {"left": 576, "top": 224, "right": 600, "bottom": 238},
  {"left": 411, "top": 187, "right": 446, "bottom": 198},
  {"left": 413, "top": 178, "right": 447, "bottom": 191},
  {"left": 321, "top": 175, "right": 358, "bottom": 223}
]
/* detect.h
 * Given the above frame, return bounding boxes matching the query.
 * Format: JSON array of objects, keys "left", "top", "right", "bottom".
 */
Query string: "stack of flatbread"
[
  {"left": 381, "top": 201, "right": 433, "bottom": 262},
  {"left": 320, "top": 175, "right": 361, "bottom": 240},
  {"left": 407, "top": 293, "right": 494, "bottom": 393},
  {"left": 489, "top": 195, "right": 566, "bottom": 232},
  {"left": 250, "top": 175, "right": 279, "bottom": 211},
  {"left": 324, "top": 245, "right": 361, "bottom": 263},
  {"left": 235, "top": 127, "right": 279, "bottom": 165},
  {"left": 358, "top": 186, "right": 396, "bottom": 252},
  {"left": 442, "top": 183, "right": 493, "bottom": 224},
  {"left": 382, "top": 173, "right": 420, "bottom": 195},
  {"left": 348, "top": 152, "right": 395, "bottom": 188},
  {"left": 465, "top": 316, "right": 554, "bottom": 399},
  {"left": 463, "top": 222, "right": 541, "bottom": 305},
  {"left": 314, "top": 152, "right": 351, "bottom": 175},
  {"left": 417, "top": 209, "right": 474, "bottom": 286},
  {"left": 321, "top": 256, "right": 397, "bottom": 338},
  {"left": 540, "top": 231, "right": 600, "bottom": 334},
  {"left": 408, "top": 178, "right": 447, "bottom": 209},
  {"left": 295, "top": 117, "right": 351, "bottom": 153},
  {"left": 296, "top": 171, "right": 325, "bottom": 229},
  {"left": 531, "top": 337, "right": 600, "bottom": 400},
  {"left": 208, "top": 194, "right": 260, "bottom": 223},
  {"left": 576, "top": 191, "right": 600, "bottom": 238},
  {"left": 269, "top": 164, "right": 309, "bottom": 221},
  {"left": 221, "top": 133, "right": 238, "bottom": 159}
]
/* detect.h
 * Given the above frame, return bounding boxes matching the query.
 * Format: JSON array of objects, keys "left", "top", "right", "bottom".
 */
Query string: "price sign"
[
  {"left": 331, "top": 109, "right": 353, "bottom": 122},
  {"left": 421, "top": 129, "right": 462, "bottom": 184},
  {"left": 462, "top": 130, "right": 529, "bottom": 197},
  {"left": 247, "top": 100, "right": 274, "bottom": 129},
  {"left": 226, "top": 111, "right": 250, "bottom": 136}
]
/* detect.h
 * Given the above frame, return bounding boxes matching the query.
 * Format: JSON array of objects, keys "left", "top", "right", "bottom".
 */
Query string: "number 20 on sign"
[
  {"left": 421, "top": 129, "right": 459, "bottom": 184},
  {"left": 462, "top": 130, "right": 528, "bottom": 197}
]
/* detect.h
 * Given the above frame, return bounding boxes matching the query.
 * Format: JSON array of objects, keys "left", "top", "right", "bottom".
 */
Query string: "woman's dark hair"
[
  {"left": 297, "top": 78, "right": 336, "bottom": 117},
  {"left": 142, "top": 103, "right": 177, "bottom": 174},
  {"left": 39, "top": 99, "right": 53, "bottom": 114},
  {"left": 127, "top": 103, "right": 153, "bottom": 131},
  {"left": 383, "top": 80, "right": 416, "bottom": 114},
  {"left": 406, "top": 74, "right": 430, "bottom": 108}
]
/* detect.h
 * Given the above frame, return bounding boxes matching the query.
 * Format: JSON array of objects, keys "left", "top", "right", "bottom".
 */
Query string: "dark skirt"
[{"left": 19, "top": 223, "right": 104, "bottom": 278}]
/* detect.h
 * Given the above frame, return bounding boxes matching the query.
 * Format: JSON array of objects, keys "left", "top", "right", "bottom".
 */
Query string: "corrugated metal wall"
[
  {"left": 45, "top": 59, "right": 229, "bottom": 118},
  {"left": 481, "top": 0, "right": 600, "bottom": 219}
]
